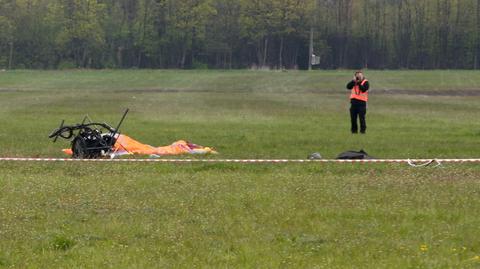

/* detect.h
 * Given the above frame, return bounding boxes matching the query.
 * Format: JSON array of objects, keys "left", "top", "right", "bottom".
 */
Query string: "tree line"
[{"left": 1, "top": 0, "right": 479, "bottom": 70}]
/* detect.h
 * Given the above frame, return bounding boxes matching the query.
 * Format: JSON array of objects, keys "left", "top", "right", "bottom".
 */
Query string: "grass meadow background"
[{"left": 0, "top": 70, "right": 479, "bottom": 268}]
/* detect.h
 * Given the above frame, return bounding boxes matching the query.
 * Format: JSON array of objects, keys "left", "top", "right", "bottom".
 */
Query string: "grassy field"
[{"left": 0, "top": 70, "right": 479, "bottom": 268}]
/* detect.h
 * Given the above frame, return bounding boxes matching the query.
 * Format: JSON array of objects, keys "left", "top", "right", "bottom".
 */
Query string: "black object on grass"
[
  {"left": 336, "top": 149, "right": 375, "bottom": 160},
  {"left": 49, "top": 109, "right": 129, "bottom": 159}
]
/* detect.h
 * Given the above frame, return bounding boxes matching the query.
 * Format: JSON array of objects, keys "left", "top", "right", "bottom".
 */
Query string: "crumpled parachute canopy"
[{"left": 63, "top": 134, "right": 217, "bottom": 157}]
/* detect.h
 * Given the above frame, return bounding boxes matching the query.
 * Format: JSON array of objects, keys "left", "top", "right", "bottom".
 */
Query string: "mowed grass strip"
[
  {"left": 0, "top": 70, "right": 479, "bottom": 158},
  {"left": 1, "top": 69, "right": 480, "bottom": 92},
  {"left": 0, "top": 163, "right": 479, "bottom": 268}
]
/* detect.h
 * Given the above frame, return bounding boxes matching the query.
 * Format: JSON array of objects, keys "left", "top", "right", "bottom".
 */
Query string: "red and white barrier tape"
[{"left": 0, "top": 157, "right": 479, "bottom": 163}]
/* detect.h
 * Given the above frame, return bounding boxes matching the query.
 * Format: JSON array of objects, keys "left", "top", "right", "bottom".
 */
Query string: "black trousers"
[{"left": 350, "top": 101, "right": 367, "bottom": 133}]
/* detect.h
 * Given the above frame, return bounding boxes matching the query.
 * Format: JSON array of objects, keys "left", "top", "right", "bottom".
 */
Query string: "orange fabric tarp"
[{"left": 63, "top": 134, "right": 217, "bottom": 156}]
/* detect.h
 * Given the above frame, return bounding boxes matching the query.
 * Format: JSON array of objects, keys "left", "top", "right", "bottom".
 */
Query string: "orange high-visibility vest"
[{"left": 350, "top": 79, "right": 368, "bottom": 102}]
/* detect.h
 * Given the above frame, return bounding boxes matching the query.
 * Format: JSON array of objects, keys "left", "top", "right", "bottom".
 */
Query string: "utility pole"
[
  {"left": 308, "top": 27, "right": 313, "bottom": 71},
  {"left": 476, "top": 0, "right": 480, "bottom": 69},
  {"left": 308, "top": 0, "right": 317, "bottom": 71}
]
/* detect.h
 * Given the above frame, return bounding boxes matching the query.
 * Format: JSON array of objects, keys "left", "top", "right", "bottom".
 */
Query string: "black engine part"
[{"left": 49, "top": 109, "right": 129, "bottom": 159}]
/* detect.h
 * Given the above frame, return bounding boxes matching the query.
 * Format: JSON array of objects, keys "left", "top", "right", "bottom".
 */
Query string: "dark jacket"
[
  {"left": 347, "top": 79, "right": 369, "bottom": 105},
  {"left": 346, "top": 80, "right": 369, "bottom": 92}
]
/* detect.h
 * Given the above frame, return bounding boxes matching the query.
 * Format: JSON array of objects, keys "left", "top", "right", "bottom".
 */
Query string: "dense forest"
[{"left": 1, "top": 0, "right": 480, "bottom": 69}]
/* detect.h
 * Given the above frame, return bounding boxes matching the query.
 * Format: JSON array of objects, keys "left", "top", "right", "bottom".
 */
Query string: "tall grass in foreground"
[{"left": 0, "top": 163, "right": 479, "bottom": 268}]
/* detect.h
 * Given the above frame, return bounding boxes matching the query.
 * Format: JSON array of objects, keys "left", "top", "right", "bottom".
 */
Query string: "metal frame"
[{"left": 49, "top": 109, "right": 129, "bottom": 158}]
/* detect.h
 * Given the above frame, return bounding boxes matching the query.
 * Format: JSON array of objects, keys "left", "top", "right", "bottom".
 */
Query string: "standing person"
[{"left": 346, "top": 71, "right": 370, "bottom": 134}]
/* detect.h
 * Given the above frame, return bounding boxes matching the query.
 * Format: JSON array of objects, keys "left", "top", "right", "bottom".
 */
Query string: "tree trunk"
[
  {"left": 256, "top": 40, "right": 263, "bottom": 66},
  {"left": 138, "top": 1, "right": 149, "bottom": 68},
  {"left": 8, "top": 42, "right": 14, "bottom": 69},
  {"left": 137, "top": 51, "right": 142, "bottom": 68},
  {"left": 191, "top": 28, "right": 196, "bottom": 67},
  {"left": 363, "top": 0, "right": 369, "bottom": 68},
  {"left": 180, "top": 47, "right": 186, "bottom": 68},
  {"left": 223, "top": 52, "right": 227, "bottom": 69},
  {"left": 439, "top": 0, "right": 450, "bottom": 69},
  {"left": 294, "top": 44, "right": 299, "bottom": 68},
  {"left": 262, "top": 37, "right": 268, "bottom": 67},
  {"left": 381, "top": 0, "right": 387, "bottom": 68},
  {"left": 82, "top": 47, "right": 88, "bottom": 68},
  {"left": 453, "top": 0, "right": 461, "bottom": 68},
  {"left": 117, "top": 47, "right": 123, "bottom": 68},
  {"left": 279, "top": 36, "right": 284, "bottom": 69}
]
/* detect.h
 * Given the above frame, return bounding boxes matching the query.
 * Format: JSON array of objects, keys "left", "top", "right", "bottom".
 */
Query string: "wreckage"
[
  {"left": 49, "top": 109, "right": 129, "bottom": 158},
  {"left": 49, "top": 109, "right": 216, "bottom": 158}
]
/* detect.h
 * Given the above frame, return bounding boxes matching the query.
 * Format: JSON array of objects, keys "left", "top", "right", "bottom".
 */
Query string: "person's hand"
[{"left": 353, "top": 75, "right": 357, "bottom": 81}]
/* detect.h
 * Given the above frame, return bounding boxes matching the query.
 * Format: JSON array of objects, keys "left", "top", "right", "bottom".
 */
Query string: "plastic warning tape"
[{"left": 0, "top": 158, "right": 479, "bottom": 163}]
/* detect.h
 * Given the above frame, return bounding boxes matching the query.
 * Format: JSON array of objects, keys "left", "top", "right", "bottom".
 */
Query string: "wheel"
[{"left": 71, "top": 136, "right": 87, "bottom": 159}]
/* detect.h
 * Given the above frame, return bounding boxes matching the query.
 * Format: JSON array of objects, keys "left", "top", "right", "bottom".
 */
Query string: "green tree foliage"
[
  {"left": 0, "top": 15, "right": 14, "bottom": 67},
  {"left": 2, "top": 0, "right": 480, "bottom": 69},
  {"left": 163, "top": 0, "right": 217, "bottom": 68},
  {"left": 47, "top": 0, "right": 106, "bottom": 68}
]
